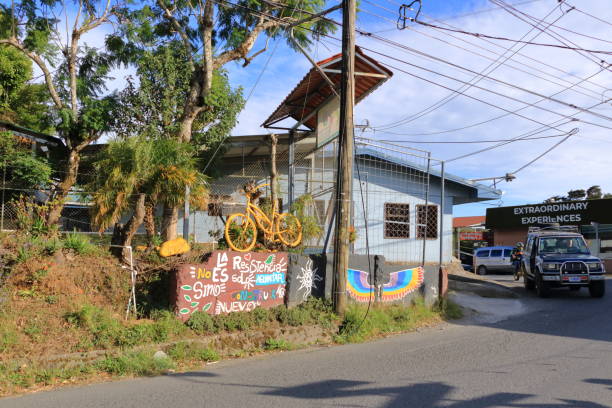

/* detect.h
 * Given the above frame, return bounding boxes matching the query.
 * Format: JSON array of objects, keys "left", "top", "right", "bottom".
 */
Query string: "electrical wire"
[
  {"left": 354, "top": 37, "right": 612, "bottom": 124},
  {"left": 413, "top": 19, "right": 612, "bottom": 56},
  {"left": 512, "top": 133, "right": 572, "bottom": 174},
  {"left": 359, "top": 4, "right": 603, "bottom": 102},
  {"left": 490, "top": 0, "right": 612, "bottom": 69},
  {"left": 363, "top": 1, "right": 570, "bottom": 130},
  {"left": 386, "top": 0, "right": 610, "bottom": 93},
  {"left": 372, "top": 132, "right": 573, "bottom": 144},
  {"left": 359, "top": 47, "right": 612, "bottom": 131}
]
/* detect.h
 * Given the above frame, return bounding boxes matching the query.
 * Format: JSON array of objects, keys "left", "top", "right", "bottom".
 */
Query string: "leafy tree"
[
  {"left": 0, "top": 46, "right": 52, "bottom": 132},
  {"left": 567, "top": 189, "right": 586, "bottom": 201},
  {"left": 0, "top": 131, "right": 52, "bottom": 189},
  {"left": 109, "top": 0, "right": 336, "bottom": 239},
  {"left": 0, "top": 1, "right": 119, "bottom": 226},
  {"left": 544, "top": 185, "right": 610, "bottom": 203},
  {"left": 110, "top": 43, "right": 244, "bottom": 239},
  {"left": 586, "top": 185, "right": 602, "bottom": 200}
]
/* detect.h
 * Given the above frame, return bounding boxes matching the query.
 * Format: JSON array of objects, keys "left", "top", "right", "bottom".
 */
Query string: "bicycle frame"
[{"left": 244, "top": 183, "right": 280, "bottom": 238}]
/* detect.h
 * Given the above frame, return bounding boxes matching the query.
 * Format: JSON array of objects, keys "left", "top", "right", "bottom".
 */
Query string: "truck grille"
[{"left": 561, "top": 262, "right": 588, "bottom": 274}]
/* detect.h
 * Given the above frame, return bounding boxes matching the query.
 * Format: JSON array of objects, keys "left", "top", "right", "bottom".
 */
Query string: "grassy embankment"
[{"left": 0, "top": 231, "right": 461, "bottom": 396}]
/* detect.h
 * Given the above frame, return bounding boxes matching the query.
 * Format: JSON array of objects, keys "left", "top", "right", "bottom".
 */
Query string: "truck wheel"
[
  {"left": 523, "top": 274, "right": 534, "bottom": 291},
  {"left": 535, "top": 274, "right": 549, "bottom": 298},
  {"left": 589, "top": 281, "right": 605, "bottom": 298},
  {"left": 477, "top": 266, "right": 487, "bottom": 276}
]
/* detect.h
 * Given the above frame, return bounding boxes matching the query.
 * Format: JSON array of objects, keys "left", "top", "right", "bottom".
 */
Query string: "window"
[
  {"left": 490, "top": 249, "right": 502, "bottom": 257},
  {"left": 384, "top": 203, "right": 410, "bottom": 239},
  {"left": 538, "top": 237, "right": 590, "bottom": 255},
  {"left": 416, "top": 204, "right": 438, "bottom": 239},
  {"left": 503, "top": 249, "right": 512, "bottom": 257},
  {"left": 476, "top": 250, "right": 490, "bottom": 258}
]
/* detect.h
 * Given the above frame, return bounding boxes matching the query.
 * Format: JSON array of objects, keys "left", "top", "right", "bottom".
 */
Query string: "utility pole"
[{"left": 333, "top": 0, "right": 356, "bottom": 316}]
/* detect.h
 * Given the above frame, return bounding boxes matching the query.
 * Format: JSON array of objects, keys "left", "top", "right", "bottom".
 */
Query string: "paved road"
[{"left": 4, "top": 279, "right": 612, "bottom": 408}]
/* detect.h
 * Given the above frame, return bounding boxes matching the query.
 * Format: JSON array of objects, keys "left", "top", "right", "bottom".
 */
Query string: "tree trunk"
[
  {"left": 144, "top": 199, "right": 157, "bottom": 247},
  {"left": 269, "top": 133, "right": 278, "bottom": 213},
  {"left": 47, "top": 149, "right": 80, "bottom": 226},
  {"left": 111, "top": 193, "right": 146, "bottom": 263},
  {"left": 160, "top": 204, "right": 178, "bottom": 241}
]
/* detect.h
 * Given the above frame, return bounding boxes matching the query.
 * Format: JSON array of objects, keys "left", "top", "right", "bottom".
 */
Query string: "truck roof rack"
[{"left": 528, "top": 225, "right": 580, "bottom": 233}]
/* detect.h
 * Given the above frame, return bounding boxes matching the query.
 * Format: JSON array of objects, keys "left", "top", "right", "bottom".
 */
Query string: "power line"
[
  {"left": 386, "top": 0, "right": 610, "bottom": 92},
  {"left": 371, "top": 132, "right": 573, "bottom": 144},
  {"left": 356, "top": 35, "right": 612, "bottom": 124},
  {"left": 364, "top": 1, "right": 570, "bottom": 130},
  {"left": 412, "top": 19, "right": 612, "bottom": 56},
  {"left": 491, "top": 0, "right": 612, "bottom": 69},
  {"left": 360, "top": 3, "right": 604, "bottom": 102},
  {"left": 359, "top": 45, "right": 612, "bottom": 130},
  {"left": 512, "top": 133, "right": 572, "bottom": 174}
]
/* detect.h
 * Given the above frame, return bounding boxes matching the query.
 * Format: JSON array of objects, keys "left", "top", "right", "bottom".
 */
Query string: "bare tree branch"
[
  {"left": 157, "top": 0, "right": 195, "bottom": 68},
  {"left": 213, "top": 19, "right": 280, "bottom": 69}
]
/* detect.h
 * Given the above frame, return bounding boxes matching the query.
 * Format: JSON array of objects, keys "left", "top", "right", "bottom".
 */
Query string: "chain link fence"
[{"left": 1, "top": 135, "right": 447, "bottom": 265}]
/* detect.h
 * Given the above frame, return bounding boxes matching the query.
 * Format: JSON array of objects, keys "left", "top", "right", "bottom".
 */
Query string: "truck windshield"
[{"left": 539, "top": 237, "right": 590, "bottom": 254}]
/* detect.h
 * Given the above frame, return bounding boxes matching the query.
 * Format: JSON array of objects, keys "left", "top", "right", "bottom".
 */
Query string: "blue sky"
[
  {"left": 23, "top": 0, "right": 612, "bottom": 217},
  {"left": 220, "top": 0, "right": 612, "bottom": 217}
]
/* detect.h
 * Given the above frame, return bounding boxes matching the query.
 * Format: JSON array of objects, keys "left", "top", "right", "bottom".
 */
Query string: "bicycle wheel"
[
  {"left": 276, "top": 213, "right": 302, "bottom": 247},
  {"left": 225, "top": 213, "right": 257, "bottom": 252}
]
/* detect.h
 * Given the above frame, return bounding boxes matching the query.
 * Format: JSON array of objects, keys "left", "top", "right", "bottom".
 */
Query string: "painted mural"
[
  {"left": 346, "top": 266, "right": 424, "bottom": 303},
  {"left": 173, "top": 251, "right": 287, "bottom": 321}
]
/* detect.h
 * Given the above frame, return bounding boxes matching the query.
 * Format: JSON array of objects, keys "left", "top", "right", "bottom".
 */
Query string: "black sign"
[{"left": 486, "top": 198, "right": 612, "bottom": 229}]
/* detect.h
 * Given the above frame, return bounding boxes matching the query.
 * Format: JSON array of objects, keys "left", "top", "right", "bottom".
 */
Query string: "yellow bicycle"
[{"left": 224, "top": 182, "right": 302, "bottom": 252}]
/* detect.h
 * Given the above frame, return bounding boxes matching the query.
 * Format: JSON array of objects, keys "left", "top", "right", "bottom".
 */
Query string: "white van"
[{"left": 473, "top": 246, "right": 514, "bottom": 275}]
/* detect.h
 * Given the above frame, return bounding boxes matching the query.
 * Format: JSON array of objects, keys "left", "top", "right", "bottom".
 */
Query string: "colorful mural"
[
  {"left": 173, "top": 251, "right": 287, "bottom": 321},
  {"left": 346, "top": 266, "right": 424, "bottom": 303}
]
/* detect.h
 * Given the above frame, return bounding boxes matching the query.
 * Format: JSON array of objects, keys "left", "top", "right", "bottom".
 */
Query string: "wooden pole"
[
  {"left": 333, "top": 0, "right": 356, "bottom": 316},
  {"left": 269, "top": 133, "right": 278, "bottom": 212}
]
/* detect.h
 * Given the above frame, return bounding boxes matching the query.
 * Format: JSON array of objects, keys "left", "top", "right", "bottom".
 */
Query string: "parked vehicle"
[
  {"left": 473, "top": 246, "right": 514, "bottom": 275},
  {"left": 521, "top": 226, "right": 606, "bottom": 298}
]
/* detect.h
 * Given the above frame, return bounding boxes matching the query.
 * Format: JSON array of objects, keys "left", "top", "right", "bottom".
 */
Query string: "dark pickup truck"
[{"left": 521, "top": 226, "right": 606, "bottom": 298}]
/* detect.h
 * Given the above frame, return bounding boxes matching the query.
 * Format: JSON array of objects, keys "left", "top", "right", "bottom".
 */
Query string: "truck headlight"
[
  {"left": 587, "top": 262, "right": 601, "bottom": 270},
  {"left": 543, "top": 263, "right": 559, "bottom": 271}
]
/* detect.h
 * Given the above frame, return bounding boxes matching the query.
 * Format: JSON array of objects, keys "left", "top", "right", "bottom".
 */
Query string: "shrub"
[
  {"left": 62, "top": 231, "right": 93, "bottom": 255},
  {"left": 167, "top": 341, "right": 218, "bottom": 362},
  {"left": 186, "top": 311, "right": 217, "bottom": 334},
  {"left": 263, "top": 338, "right": 293, "bottom": 351},
  {"left": 252, "top": 307, "right": 273, "bottom": 326},
  {"left": 214, "top": 311, "right": 254, "bottom": 332},
  {"left": 43, "top": 238, "right": 62, "bottom": 255},
  {"left": 335, "top": 298, "right": 439, "bottom": 344},
  {"left": 96, "top": 350, "right": 174, "bottom": 376}
]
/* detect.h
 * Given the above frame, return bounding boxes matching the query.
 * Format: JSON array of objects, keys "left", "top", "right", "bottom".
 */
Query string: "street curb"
[{"left": 448, "top": 275, "right": 520, "bottom": 299}]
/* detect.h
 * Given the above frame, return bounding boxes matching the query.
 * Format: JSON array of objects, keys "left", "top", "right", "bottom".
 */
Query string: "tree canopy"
[{"left": 0, "top": 46, "right": 52, "bottom": 133}]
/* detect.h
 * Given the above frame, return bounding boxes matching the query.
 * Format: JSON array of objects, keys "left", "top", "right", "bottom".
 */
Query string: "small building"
[
  {"left": 182, "top": 132, "right": 501, "bottom": 264},
  {"left": 486, "top": 198, "right": 612, "bottom": 270},
  {"left": 177, "top": 48, "right": 502, "bottom": 265}
]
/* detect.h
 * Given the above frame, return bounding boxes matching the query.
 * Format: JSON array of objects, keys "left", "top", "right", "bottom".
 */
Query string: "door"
[
  {"left": 529, "top": 239, "right": 538, "bottom": 277},
  {"left": 489, "top": 249, "right": 503, "bottom": 271}
]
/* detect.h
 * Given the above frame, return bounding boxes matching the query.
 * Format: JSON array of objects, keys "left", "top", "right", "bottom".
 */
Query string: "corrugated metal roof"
[{"left": 262, "top": 47, "right": 393, "bottom": 129}]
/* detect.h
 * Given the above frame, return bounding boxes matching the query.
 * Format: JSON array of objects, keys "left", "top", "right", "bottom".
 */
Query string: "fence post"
[
  {"left": 439, "top": 161, "right": 445, "bottom": 268},
  {"left": 1, "top": 158, "right": 5, "bottom": 232},
  {"left": 421, "top": 153, "right": 431, "bottom": 266}
]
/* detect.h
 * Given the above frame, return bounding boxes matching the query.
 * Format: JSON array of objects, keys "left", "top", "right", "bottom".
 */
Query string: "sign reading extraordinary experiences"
[
  {"left": 172, "top": 251, "right": 287, "bottom": 321},
  {"left": 485, "top": 198, "right": 612, "bottom": 229}
]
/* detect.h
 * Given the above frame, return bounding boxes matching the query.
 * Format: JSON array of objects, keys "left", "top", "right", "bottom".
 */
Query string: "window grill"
[
  {"left": 384, "top": 203, "right": 410, "bottom": 239},
  {"left": 417, "top": 204, "right": 438, "bottom": 239}
]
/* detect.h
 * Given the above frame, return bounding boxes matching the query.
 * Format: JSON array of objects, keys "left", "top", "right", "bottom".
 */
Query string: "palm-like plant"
[{"left": 89, "top": 137, "right": 208, "bottom": 261}]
